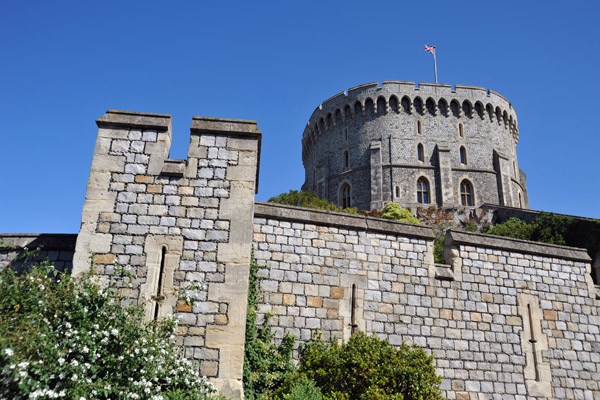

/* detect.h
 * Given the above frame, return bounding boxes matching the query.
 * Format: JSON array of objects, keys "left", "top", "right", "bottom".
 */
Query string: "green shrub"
[
  {"left": 297, "top": 332, "right": 444, "bottom": 400},
  {"left": 282, "top": 377, "right": 322, "bottom": 400},
  {"left": 531, "top": 212, "right": 572, "bottom": 245},
  {"left": 268, "top": 190, "right": 358, "bottom": 215},
  {"left": 381, "top": 202, "right": 420, "bottom": 224},
  {"left": 483, "top": 217, "right": 534, "bottom": 240},
  {"left": 0, "top": 260, "right": 216, "bottom": 400}
]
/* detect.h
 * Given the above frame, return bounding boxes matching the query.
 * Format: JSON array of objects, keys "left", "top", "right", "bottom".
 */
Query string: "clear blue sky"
[{"left": 1, "top": 0, "right": 599, "bottom": 233}]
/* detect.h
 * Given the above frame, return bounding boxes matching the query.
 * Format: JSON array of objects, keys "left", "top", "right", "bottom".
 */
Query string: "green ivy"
[{"left": 243, "top": 255, "right": 296, "bottom": 400}]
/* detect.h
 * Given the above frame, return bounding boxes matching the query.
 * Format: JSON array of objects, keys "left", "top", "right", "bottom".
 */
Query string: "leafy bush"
[
  {"left": 268, "top": 190, "right": 358, "bottom": 215},
  {"left": 297, "top": 332, "right": 444, "bottom": 400},
  {"left": 0, "top": 259, "right": 216, "bottom": 400},
  {"left": 381, "top": 203, "right": 420, "bottom": 224},
  {"left": 483, "top": 217, "right": 535, "bottom": 240},
  {"left": 433, "top": 237, "right": 445, "bottom": 264},
  {"left": 282, "top": 377, "right": 322, "bottom": 400},
  {"left": 532, "top": 212, "right": 572, "bottom": 245},
  {"left": 243, "top": 257, "right": 295, "bottom": 400}
]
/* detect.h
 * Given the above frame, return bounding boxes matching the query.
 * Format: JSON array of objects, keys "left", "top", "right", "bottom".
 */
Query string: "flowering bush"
[{"left": 0, "top": 258, "right": 218, "bottom": 400}]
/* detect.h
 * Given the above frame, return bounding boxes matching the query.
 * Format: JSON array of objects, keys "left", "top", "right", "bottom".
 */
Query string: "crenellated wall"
[
  {"left": 301, "top": 81, "right": 528, "bottom": 212},
  {"left": 72, "top": 110, "right": 262, "bottom": 398}
]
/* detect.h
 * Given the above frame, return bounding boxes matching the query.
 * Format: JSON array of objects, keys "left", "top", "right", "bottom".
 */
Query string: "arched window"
[
  {"left": 344, "top": 150, "right": 349, "bottom": 169},
  {"left": 460, "top": 180, "right": 474, "bottom": 206},
  {"left": 417, "top": 120, "right": 422, "bottom": 135},
  {"left": 460, "top": 146, "right": 467, "bottom": 164},
  {"left": 341, "top": 183, "right": 351, "bottom": 208},
  {"left": 395, "top": 186, "right": 400, "bottom": 198},
  {"left": 519, "top": 192, "right": 523, "bottom": 208},
  {"left": 458, "top": 123, "right": 464, "bottom": 138},
  {"left": 417, "top": 143, "right": 424, "bottom": 162},
  {"left": 416, "top": 177, "right": 430, "bottom": 204}
]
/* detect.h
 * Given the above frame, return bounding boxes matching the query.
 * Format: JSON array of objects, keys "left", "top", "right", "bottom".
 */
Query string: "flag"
[{"left": 425, "top": 45, "right": 435, "bottom": 55}]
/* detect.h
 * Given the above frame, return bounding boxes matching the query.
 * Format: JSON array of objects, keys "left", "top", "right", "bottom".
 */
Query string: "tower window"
[
  {"left": 417, "top": 120, "right": 422, "bottom": 135},
  {"left": 341, "top": 183, "right": 351, "bottom": 208},
  {"left": 460, "top": 180, "right": 474, "bottom": 206},
  {"left": 459, "top": 123, "right": 464, "bottom": 137},
  {"left": 460, "top": 146, "right": 467, "bottom": 164},
  {"left": 417, "top": 143, "right": 424, "bottom": 162},
  {"left": 416, "top": 177, "right": 430, "bottom": 204},
  {"left": 344, "top": 150, "right": 349, "bottom": 169},
  {"left": 395, "top": 186, "right": 400, "bottom": 198},
  {"left": 519, "top": 192, "right": 523, "bottom": 208},
  {"left": 344, "top": 128, "right": 348, "bottom": 141}
]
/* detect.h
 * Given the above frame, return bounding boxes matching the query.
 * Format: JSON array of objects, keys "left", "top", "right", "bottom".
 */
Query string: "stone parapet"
[
  {"left": 253, "top": 202, "right": 435, "bottom": 240},
  {"left": 445, "top": 229, "right": 592, "bottom": 262}
]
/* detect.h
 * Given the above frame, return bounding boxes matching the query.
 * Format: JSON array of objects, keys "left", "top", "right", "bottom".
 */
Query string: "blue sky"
[{"left": 1, "top": 0, "right": 598, "bottom": 233}]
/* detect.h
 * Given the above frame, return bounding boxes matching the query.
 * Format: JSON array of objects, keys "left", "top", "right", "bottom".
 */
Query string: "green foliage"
[
  {"left": 483, "top": 217, "right": 535, "bottom": 240},
  {"left": 484, "top": 212, "right": 575, "bottom": 247},
  {"left": 297, "top": 331, "right": 444, "bottom": 400},
  {"left": 433, "top": 237, "right": 445, "bottom": 264},
  {"left": 381, "top": 203, "right": 420, "bottom": 224},
  {"left": 243, "top": 256, "right": 296, "bottom": 400},
  {"left": 532, "top": 212, "right": 572, "bottom": 245},
  {"left": 0, "top": 259, "right": 216, "bottom": 400},
  {"left": 282, "top": 377, "right": 322, "bottom": 400},
  {"left": 268, "top": 190, "right": 358, "bottom": 215}
]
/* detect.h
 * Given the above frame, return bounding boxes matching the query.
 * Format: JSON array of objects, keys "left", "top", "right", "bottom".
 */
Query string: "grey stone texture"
[
  {"left": 252, "top": 203, "right": 600, "bottom": 400},
  {"left": 301, "top": 82, "right": 529, "bottom": 211},
  {"left": 3, "top": 103, "right": 599, "bottom": 399},
  {"left": 71, "top": 110, "right": 261, "bottom": 399}
]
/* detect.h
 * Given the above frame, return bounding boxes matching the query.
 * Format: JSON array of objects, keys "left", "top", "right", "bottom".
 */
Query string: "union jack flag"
[{"left": 424, "top": 45, "right": 435, "bottom": 54}]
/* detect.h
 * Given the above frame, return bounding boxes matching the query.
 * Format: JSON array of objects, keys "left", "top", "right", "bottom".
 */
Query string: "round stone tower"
[{"left": 301, "top": 81, "right": 528, "bottom": 211}]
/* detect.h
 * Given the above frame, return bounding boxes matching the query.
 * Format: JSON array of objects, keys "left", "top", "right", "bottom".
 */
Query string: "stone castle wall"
[
  {"left": 252, "top": 203, "right": 599, "bottom": 400},
  {"left": 301, "top": 82, "right": 528, "bottom": 211},
  {"left": 1, "top": 109, "right": 599, "bottom": 400}
]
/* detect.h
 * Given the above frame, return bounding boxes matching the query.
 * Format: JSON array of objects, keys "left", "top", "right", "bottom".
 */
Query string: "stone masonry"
[
  {"left": 1, "top": 106, "right": 599, "bottom": 399},
  {"left": 301, "top": 82, "right": 529, "bottom": 211},
  {"left": 71, "top": 110, "right": 261, "bottom": 398},
  {"left": 252, "top": 203, "right": 600, "bottom": 400}
]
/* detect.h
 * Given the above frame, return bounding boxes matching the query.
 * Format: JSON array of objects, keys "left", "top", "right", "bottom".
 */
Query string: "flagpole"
[{"left": 433, "top": 50, "right": 438, "bottom": 83}]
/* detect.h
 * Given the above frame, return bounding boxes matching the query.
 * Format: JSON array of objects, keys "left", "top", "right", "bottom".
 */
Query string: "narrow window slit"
[
  {"left": 154, "top": 246, "right": 167, "bottom": 320},
  {"left": 527, "top": 303, "right": 540, "bottom": 382},
  {"left": 350, "top": 283, "right": 358, "bottom": 334}
]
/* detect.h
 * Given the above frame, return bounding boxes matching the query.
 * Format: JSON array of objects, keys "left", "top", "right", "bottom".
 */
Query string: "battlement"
[
  {"left": 93, "top": 111, "right": 262, "bottom": 188},
  {"left": 304, "top": 82, "right": 517, "bottom": 141}
]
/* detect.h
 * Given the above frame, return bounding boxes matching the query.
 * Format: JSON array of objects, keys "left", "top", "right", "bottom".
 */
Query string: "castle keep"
[
  {"left": 1, "top": 83, "right": 599, "bottom": 400},
  {"left": 302, "top": 81, "right": 528, "bottom": 211}
]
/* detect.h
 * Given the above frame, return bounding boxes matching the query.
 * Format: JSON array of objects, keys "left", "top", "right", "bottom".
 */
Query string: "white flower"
[
  {"left": 71, "top": 373, "right": 78, "bottom": 381},
  {"left": 71, "top": 360, "right": 79, "bottom": 367},
  {"left": 58, "top": 357, "right": 65, "bottom": 365},
  {"left": 111, "top": 328, "right": 119, "bottom": 336},
  {"left": 4, "top": 348, "right": 13, "bottom": 356},
  {"left": 82, "top": 346, "right": 89, "bottom": 353}
]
